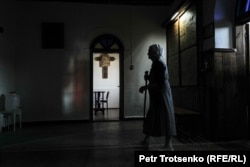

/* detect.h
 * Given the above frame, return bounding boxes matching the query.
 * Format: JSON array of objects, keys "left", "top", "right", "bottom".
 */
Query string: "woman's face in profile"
[{"left": 147, "top": 48, "right": 157, "bottom": 61}]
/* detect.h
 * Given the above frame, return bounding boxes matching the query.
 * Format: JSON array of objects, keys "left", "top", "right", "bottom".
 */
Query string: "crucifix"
[{"left": 95, "top": 54, "right": 115, "bottom": 78}]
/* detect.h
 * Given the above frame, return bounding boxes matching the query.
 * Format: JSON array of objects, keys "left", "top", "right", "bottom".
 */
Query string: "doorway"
[{"left": 90, "top": 34, "right": 124, "bottom": 121}]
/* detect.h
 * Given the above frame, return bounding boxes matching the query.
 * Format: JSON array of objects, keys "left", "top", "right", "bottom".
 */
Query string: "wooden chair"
[
  {"left": 100, "top": 91, "right": 109, "bottom": 114},
  {"left": 0, "top": 93, "right": 22, "bottom": 132}
]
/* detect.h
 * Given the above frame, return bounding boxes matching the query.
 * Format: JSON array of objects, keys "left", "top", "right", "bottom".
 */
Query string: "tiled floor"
[
  {"left": 0, "top": 120, "right": 249, "bottom": 167},
  {"left": 93, "top": 109, "right": 119, "bottom": 121}
]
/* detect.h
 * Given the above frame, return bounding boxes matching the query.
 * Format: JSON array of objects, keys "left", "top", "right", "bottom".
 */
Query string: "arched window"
[{"left": 90, "top": 34, "right": 123, "bottom": 53}]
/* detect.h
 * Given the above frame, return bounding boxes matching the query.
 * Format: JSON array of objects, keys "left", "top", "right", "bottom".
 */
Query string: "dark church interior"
[{"left": 1, "top": 0, "right": 250, "bottom": 166}]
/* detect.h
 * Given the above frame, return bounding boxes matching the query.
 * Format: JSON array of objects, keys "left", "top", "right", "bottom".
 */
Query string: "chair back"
[
  {"left": 106, "top": 91, "right": 109, "bottom": 100},
  {"left": 5, "top": 94, "right": 20, "bottom": 110},
  {"left": 0, "top": 94, "right": 4, "bottom": 111}
]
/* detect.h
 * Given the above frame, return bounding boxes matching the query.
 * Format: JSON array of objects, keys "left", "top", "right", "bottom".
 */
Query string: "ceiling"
[{"left": 23, "top": 0, "right": 176, "bottom": 6}]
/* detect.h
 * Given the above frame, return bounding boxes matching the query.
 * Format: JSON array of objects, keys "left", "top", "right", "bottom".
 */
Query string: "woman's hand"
[
  {"left": 144, "top": 74, "right": 149, "bottom": 81},
  {"left": 139, "top": 86, "right": 147, "bottom": 93}
]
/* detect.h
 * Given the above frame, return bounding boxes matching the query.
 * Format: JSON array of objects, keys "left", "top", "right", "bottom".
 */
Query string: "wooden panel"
[
  {"left": 168, "top": 54, "right": 179, "bottom": 86},
  {"left": 235, "top": 25, "right": 249, "bottom": 139},
  {"left": 179, "top": 4, "right": 196, "bottom": 50},
  {"left": 172, "top": 87, "right": 205, "bottom": 113},
  {"left": 167, "top": 20, "right": 179, "bottom": 57},
  {"left": 181, "top": 46, "right": 197, "bottom": 86},
  {"left": 204, "top": 49, "right": 245, "bottom": 140}
]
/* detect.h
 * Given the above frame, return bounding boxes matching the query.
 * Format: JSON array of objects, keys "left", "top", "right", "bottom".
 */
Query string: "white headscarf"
[{"left": 148, "top": 44, "right": 164, "bottom": 59}]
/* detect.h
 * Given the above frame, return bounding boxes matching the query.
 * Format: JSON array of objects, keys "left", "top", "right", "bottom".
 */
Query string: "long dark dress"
[{"left": 143, "top": 59, "right": 177, "bottom": 137}]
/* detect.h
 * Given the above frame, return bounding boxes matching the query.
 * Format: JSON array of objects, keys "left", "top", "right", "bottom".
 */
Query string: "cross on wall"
[{"left": 95, "top": 54, "right": 115, "bottom": 78}]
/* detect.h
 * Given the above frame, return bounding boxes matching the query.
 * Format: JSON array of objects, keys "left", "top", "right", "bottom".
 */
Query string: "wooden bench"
[
  {"left": 174, "top": 106, "right": 201, "bottom": 135},
  {"left": 172, "top": 87, "right": 205, "bottom": 135},
  {"left": 175, "top": 106, "right": 200, "bottom": 116}
]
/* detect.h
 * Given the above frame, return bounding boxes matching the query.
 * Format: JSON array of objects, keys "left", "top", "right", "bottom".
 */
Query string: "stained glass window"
[{"left": 91, "top": 34, "right": 123, "bottom": 52}]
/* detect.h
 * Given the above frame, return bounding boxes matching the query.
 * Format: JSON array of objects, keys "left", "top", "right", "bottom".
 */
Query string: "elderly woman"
[{"left": 139, "top": 44, "right": 176, "bottom": 150}]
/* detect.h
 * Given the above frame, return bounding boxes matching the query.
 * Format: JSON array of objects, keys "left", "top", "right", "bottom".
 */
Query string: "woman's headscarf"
[{"left": 149, "top": 44, "right": 164, "bottom": 59}]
